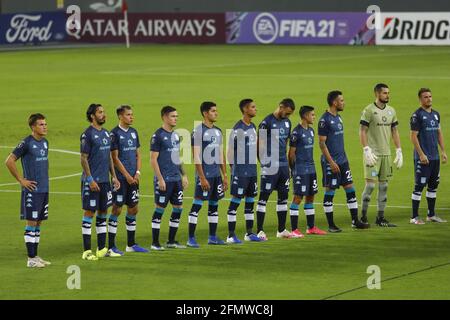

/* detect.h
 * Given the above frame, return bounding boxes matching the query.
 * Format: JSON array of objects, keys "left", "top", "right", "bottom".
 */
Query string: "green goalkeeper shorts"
[{"left": 364, "top": 155, "right": 393, "bottom": 181}]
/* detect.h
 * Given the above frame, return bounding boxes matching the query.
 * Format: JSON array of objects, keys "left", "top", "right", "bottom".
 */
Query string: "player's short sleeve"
[
  {"left": 80, "top": 132, "right": 91, "bottom": 154},
  {"left": 12, "top": 139, "right": 28, "bottom": 159},
  {"left": 135, "top": 131, "right": 141, "bottom": 149},
  {"left": 318, "top": 117, "right": 329, "bottom": 136},
  {"left": 258, "top": 119, "right": 268, "bottom": 131},
  {"left": 410, "top": 112, "right": 421, "bottom": 131},
  {"left": 289, "top": 130, "right": 299, "bottom": 147},
  {"left": 191, "top": 128, "right": 202, "bottom": 147},
  {"left": 391, "top": 109, "right": 399, "bottom": 128},
  {"left": 228, "top": 129, "right": 237, "bottom": 150},
  {"left": 360, "top": 107, "right": 371, "bottom": 127},
  {"left": 436, "top": 111, "right": 441, "bottom": 128},
  {"left": 110, "top": 131, "right": 119, "bottom": 151},
  {"left": 150, "top": 133, "right": 160, "bottom": 152}
]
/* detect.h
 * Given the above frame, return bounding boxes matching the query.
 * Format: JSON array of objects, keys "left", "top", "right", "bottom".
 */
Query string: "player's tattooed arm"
[
  {"left": 109, "top": 153, "right": 120, "bottom": 190},
  {"left": 112, "top": 149, "right": 135, "bottom": 185},
  {"left": 438, "top": 128, "right": 447, "bottom": 164},
  {"left": 179, "top": 163, "right": 189, "bottom": 189},
  {"left": 288, "top": 146, "right": 296, "bottom": 170},
  {"left": 151, "top": 150, "right": 166, "bottom": 191},
  {"left": 193, "top": 145, "right": 210, "bottom": 191},
  {"left": 81, "top": 153, "right": 100, "bottom": 192},
  {"left": 4, "top": 153, "right": 37, "bottom": 191},
  {"left": 410, "top": 131, "right": 429, "bottom": 165},
  {"left": 220, "top": 145, "right": 228, "bottom": 192},
  {"left": 318, "top": 135, "right": 340, "bottom": 174},
  {"left": 135, "top": 147, "right": 142, "bottom": 182}
]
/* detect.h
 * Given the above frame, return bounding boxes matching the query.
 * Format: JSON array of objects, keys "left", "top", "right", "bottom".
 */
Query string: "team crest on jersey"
[
  {"left": 430, "top": 120, "right": 436, "bottom": 126},
  {"left": 131, "top": 132, "right": 136, "bottom": 139},
  {"left": 102, "top": 138, "right": 108, "bottom": 145},
  {"left": 382, "top": 116, "right": 387, "bottom": 122},
  {"left": 40, "top": 149, "right": 45, "bottom": 156},
  {"left": 280, "top": 128, "right": 285, "bottom": 135},
  {"left": 308, "top": 138, "right": 313, "bottom": 144},
  {"left": 338, "top": 123, "right": 343, "bottom": 130},
  {"left": 128, "top": 139, "right": 133, "bottom": 146}
]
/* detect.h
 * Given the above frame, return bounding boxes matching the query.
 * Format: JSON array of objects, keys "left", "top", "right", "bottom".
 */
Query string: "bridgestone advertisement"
[{"left": 376, "top": 12, "right": 450, "bottom": 45}]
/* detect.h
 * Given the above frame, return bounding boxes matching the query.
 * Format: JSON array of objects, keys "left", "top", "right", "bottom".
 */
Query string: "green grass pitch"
[{"left": 0, "top": 45, "right": 449, "bottom": 300}]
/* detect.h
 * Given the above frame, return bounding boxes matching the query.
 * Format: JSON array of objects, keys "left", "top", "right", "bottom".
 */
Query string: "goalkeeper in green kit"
[{"left": 359, "top": 83, "right": 403, "bottom": 227}]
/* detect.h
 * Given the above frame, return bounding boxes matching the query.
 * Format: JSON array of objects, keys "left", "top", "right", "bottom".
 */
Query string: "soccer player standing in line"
[
  {"left": 318, "top": 91, "right": 369, "bottom": 232},
  {"left": 5, "top": 114, "right": 51, "bottom": 268},
  {"left": 150, "top": 106, "right": 189, "bottom": 250},
  {"left": 410, "top": 88, "right": 447, "bottom": 224},
  {"left": 256, "top": 99, "right": 295, "bottom": 240},
  {"left": 359, "top": 84, "right": 403, "bottom": 227},
  {"left": 288, "top": 106, "right": 327, "bottom": 236},
  {"left": 187, "top": 102, "right": 228, "bottom": 247},
  {"left": 80, "top": 104, "right": 121, "bottom": 261},
  {"left": 226, "top": 99, "right": 262, "bottom": 243},
  {"left": 110, "top": 105, "right": 148, "bottom": 254}
]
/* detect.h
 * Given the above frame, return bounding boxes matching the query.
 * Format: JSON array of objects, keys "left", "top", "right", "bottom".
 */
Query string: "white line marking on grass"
[
  {"left": 124, "top": 72, "right": 450, "bottom": 81},
  {"left": 0, "top": 189, "right": 448, "bottom": 211},
  {"left": 0, "top": 145, "right": 81, "bottom": 186},
  {"left": 101, "top": 50, "right": 450, "bottom": 75}
]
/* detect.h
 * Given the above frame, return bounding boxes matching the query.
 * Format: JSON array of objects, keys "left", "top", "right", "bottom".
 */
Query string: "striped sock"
[
  {"left": 96, "top": 214, "right": 107, "bottom": 250},
  {"left": 290, "top": 203, "right": 300, "bottom": 231},
  {"left": 227, "top": 197, "right": 241, "bottom": 237},
  {"left": 125, "top": 214, "right": 137, "bottom": 247},
  {"left": 82, "top": 216, "right": 93, "bottom": 251},
  {"left": 244, "top": 197, "right": 255, "bottom": 234},
  {"left": 208, "top": 201, "right": 219, "bottom": 236},
  {"left": 24, "top": 226, "right": 36, "bottom": 258},
  {"left": 108, "top": 214, "right": 119, "bottom": 249},
  {"left": 304, "top": 203, "right": 315, "bottom": 229},
  {"left": 168, "top": 208, "right": 182, "bottom": 243},
  {"left": 152, "top": 207, "right": 164, "bottom": 246},
  {"left": 34, "top": 226, "right": 40, "bottom": 256},
  {"left": 188, "top": 199, "right": 203, "bottom": 238}
]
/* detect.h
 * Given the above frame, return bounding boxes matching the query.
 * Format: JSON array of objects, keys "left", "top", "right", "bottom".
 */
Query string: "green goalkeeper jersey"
[{"left": 360, "top": 102, "right": 398, "bottom": 156}]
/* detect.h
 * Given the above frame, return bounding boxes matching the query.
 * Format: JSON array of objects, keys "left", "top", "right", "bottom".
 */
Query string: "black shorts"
[
  {"left": 321, "top": 161, "right": 353, "bottom": 189},
  {"left": 230, "top": 176, "right": 258, "bottom": 198},
  {"left": 194, "top": 176, "right": 225, "bottom": 201},
  {"left": 154, "top": 179, "right": 183, "bottom": 207},
  {"left": 293, "top": 173, "right": 318, "bottom": 196},
  {"left": 82, "top": 182, "right": 113, "bottom": 212},
  {"left": 21, "top": 191, "right": 48, "bottom": 221},
  {"left": 113, "top": 179, "right": 139, "bottom": 207},
  {"left": 415, "top": 159, "right": 440, "bottom": 188},
  {"left": 260, "top": 166, "right": 290, "bottom": 195}
]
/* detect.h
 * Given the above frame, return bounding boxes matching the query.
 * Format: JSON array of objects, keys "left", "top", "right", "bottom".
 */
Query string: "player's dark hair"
[
  {"left": 161, "top": 105, "right": 177, "bottom": 117},
  {"left": 280, "top": 98, "right": 295, "bottom": 111},
  {"left": 200, "top": 101, "right": 216, "bottom": 116},
  {"left": 116, "top": 104, "right": 132, "bottom": 117},
  {"left": 374, "top": 83, "right": 389, "bottom": 93},
  {"left": 327, "top": 90, "right": 343, "bottom": 106},
  {"left": 239, "top": 99, "right": 253, "bottom": 113},
  {"left": 86, "top": 103, "right": 102, "bottom": 122},
  {"left": 28, "top": 113, "right": 46, "bottom": 128},
  {"left": 418, "top": 88, "right": 431, "bottom": 98},
  {"left": 300, "top": 105, "right": 314, "bottom": 119}
]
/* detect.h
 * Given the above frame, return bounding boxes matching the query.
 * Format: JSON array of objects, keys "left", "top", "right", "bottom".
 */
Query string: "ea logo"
[
  {"left": 337, "top": 123, "right": 343, "bottom": 130},
  {"left": 253, "top": 12, "right": 278, "bottom": 44}
]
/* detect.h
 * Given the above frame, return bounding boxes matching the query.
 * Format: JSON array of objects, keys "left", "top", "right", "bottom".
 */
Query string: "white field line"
[
  {"left": 108, "top": 72, "right": 450, "bottom": 81},
  {"left": 101, "top": 50, "right": 450, "bottom": 75},
  {"left": 0, "top": 189, "right": 448, "bottom": 211},
  {"left": 0, "top": 145, "right": 80, "bottom": 186}
]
